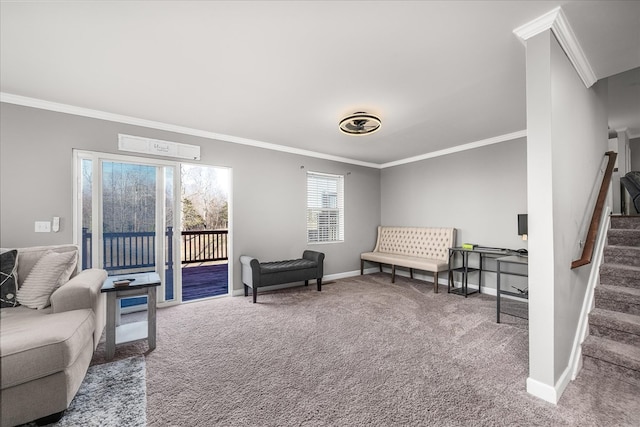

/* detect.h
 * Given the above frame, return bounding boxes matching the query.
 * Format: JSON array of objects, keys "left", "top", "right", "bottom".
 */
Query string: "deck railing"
[
  {"left": 81, "top": 227, "right": 228, "bottom": 271},
  {"left": 181, "top": 230, "right": 228, "bottom": 263}
]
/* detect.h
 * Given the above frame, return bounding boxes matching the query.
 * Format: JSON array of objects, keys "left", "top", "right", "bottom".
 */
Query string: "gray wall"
[
  {"left": 0, "top": 103, "right": 381, "bottom": 292},
  {"left": 381, "top": 139, "right": 528, "bottom": 261},
  {"left": 526, "top": 31, "right": 609, "bottom": 394}
]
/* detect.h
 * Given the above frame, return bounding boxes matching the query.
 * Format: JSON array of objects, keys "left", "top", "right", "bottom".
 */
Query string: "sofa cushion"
[
  {"left": 17, "top": 250, "right": 78, "bottom": 309},
  {"left": 1, "top": 249, "right": 20, "bottom": 308},
  {"left": 260, "top": 258, "right": 317, "bottom": 274},
  {"left": 361, "top": 252, "right": 448, "bottom": 272},
  {"left": 0, "top": 308, "right": 95, "bottom": 389},
  {"left": 374, "top": 227, "right": 454, "bottom": 261},
  {"left": 15, "top": 245, "right": 79, "bottom": 288}
]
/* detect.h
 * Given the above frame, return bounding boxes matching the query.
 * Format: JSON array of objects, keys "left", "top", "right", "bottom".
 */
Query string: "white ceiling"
[{"left": 1, "top": 1, "right": 639, "bottom": 167}]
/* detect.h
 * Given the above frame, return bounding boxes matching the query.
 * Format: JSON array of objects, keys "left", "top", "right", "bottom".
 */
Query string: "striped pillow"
[{"left": 17, "top": 250, "right": 78, "bottom": 309}]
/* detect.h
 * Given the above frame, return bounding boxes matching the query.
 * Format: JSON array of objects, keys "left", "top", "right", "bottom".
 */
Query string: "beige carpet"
[{"left": 92, "top": 273, "right": 640, "bottom": 426}]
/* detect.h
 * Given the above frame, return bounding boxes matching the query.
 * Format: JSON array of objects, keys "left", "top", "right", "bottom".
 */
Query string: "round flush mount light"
[{"left": 339, "top": 112, "right": 381, "bottom": 136}]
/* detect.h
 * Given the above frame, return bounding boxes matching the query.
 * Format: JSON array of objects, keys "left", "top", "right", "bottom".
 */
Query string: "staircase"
[{"left": 581, "top": 215, "right": 640, "bottom": 386}]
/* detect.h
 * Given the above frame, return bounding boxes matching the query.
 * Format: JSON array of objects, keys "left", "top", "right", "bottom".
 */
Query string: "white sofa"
[
  {"left": 0, "top": 245, "right": 107, "bottom": 426},
  {"left": 360, "top": 226, "right": 456, "bottom": 292}
]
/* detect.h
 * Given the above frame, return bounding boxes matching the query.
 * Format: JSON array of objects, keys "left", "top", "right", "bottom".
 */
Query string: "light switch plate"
[{"left": 35, "top": 221, "right": 51, "bottom": 232}]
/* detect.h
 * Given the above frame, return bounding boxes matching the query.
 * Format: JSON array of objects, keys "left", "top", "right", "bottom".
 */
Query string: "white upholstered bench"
[{"left": 360, "top": 226, "right": 456, "bottom": 293}]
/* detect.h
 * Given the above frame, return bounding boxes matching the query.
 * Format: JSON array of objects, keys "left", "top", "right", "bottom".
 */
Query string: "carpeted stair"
[{"left": 582, "top": 215, "right": 640, "bottom": 386}]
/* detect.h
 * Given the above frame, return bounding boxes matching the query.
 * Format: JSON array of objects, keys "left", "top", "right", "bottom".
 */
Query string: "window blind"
[{"left": 307, "top": 171, "right": 344, "bottom": 243}]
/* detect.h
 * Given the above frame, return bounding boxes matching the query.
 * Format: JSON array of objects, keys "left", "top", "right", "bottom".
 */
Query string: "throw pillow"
[
  {"left": 1, "top": 249, "right": 20, "bottom": 308},
  {"left": 17, "top": 250, "right": 78, "bottom": 310}
]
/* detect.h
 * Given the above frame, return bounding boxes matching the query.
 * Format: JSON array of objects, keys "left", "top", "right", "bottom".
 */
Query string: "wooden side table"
[{"left": 101, "top": 272, "right": 161, "bottom": 360}]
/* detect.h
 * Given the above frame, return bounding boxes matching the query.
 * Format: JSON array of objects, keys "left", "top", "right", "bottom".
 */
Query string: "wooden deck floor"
[
  {"left": 121, "top": 263, "right": 228, "bottom": 308},
  {"left": 182, "top": 263, "right": 229, "bottom": 301}
]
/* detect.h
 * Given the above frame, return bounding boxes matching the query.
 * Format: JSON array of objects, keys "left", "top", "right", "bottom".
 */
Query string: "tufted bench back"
[{"left": 373, "top": 226, "right": 456, "bottom": 261}]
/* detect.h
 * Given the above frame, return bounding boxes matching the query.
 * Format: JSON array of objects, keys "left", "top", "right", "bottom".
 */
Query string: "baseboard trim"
[
  {"left": 526, "top": 377, "right": 558, "bottom": 404},
  {"left": 526, "top": 363, "right": 573, "bottom": 405},
  {"left": 555, "top": 365, "right": 573, "bottom": 403},
  {"left": 231, "top": 268, "right": 375, "bottom": 297},
  {"left": 229, "top": 266, "right": 529, "bottom": 305},
  {"left": 231, "top": 267, "right": 521, "bottom": 300},
  {"left": 326, "top": 268, "right": 379, "bottom": 281},
  {"left": 381, "top": 267, "right": 505, "bottom": 297},
  {"left": 569, "top": 206, "right": 611, "bottom": 380}
]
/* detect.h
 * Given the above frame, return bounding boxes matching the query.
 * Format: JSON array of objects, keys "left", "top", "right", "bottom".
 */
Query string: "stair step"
[
  {"left": 589, "top": 307, "right": 640, "bottom": 347},
  {"left": 610, "top": 215, "right": 640, "bottom": 230},
  {"left": 582, "top": 356, "right": 640, "bottom": 387},
  {"left": 594, "top": 285, "right": 640, "bottom": 316},
  {"left": 582, "top": 335, "right": 640, "bottom": 386},
  {"left": 603, "top": 245, "right": 640, "bottom": 268},
  {"left": 599, "top": 263, "right": 640, "bottom": 288},
  {"left": 596, "top": 284, "right": 640, "bottom": 303},
  {"left": 607, "top": 228, "right": 640, "bottom": 247}
]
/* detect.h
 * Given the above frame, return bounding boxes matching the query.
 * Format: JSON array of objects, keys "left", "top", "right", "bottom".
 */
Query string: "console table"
[
  {"left": 496, "top": 255, "right": 529, "bottom": 323},
  {"left": 101, "top": 272, "right": 161, "bottom": 360}
]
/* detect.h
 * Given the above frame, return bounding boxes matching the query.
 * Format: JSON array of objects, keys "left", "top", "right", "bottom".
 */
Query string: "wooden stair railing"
[{"left": 571, "top": 151, "right": 617, "bottom": 269}]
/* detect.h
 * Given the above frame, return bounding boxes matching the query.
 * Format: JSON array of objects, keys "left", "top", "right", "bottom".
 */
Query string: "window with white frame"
[{"left": 307, "top": 171, "right": 344, "bottom": 243}]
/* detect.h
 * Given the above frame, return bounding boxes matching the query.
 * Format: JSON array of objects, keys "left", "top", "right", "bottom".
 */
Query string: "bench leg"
[
  {"left": 379, "top": 263, "right": 383, "bottom": 273},
  {"left": 410, "top": 268, "right": 414, "bottom": 279},
  {"left": 360, "top": 259, "right": 364, "bottom": 275},
  {"left": 434, "top": 272, "right": 439, "bottom": 293},
  {"left": 305, "top": 280, "right": 309, "bottom": 286},
  {"left": 391, "top": 265, "right": 396, "bottom": 283},
  {"left": 253, "top": 287, "right": 257, "bottom": 303},
  {"left": 244, "top": 284, "right": 249, "bottom": 297},
  {"left": 317, "top": 278, "right": 322, "bottom": 292}
]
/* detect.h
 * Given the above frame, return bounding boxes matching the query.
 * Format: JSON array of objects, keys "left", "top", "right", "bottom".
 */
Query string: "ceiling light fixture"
[{"left": 339, "top": 112, "right": 381, "bottom": 136}]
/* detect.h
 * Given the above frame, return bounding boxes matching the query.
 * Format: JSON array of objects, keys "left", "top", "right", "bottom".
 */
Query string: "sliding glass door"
[
  {"left": 180, "top": 164, "right": 229, "bottom": 301},
  {"left": 75, "top": 151, "right": 179, "bottom": 306},
  {"left": 74, "top": 150, "right": 232, "bottom": 305}
]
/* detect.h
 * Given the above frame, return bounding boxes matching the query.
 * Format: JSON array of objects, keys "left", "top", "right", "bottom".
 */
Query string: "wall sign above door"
[{"left": 118, "top": 134, "right": 201, "bottom": 160}]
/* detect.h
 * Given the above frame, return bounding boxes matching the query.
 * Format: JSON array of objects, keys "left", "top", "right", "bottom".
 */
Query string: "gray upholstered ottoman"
[{"left": 240, "top": 250, "right": 324, "bottom": 303}]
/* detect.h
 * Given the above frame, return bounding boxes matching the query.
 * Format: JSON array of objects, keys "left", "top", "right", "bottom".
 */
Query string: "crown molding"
[
  {"left": 621, "top": 128, "right": 640, "bottom": 140},
  {"left": 614, "top": 127, "right": 640, "bottom": 140},
  {"left": 380, "top": 130, "right": 527, "bottom": 169},
  {"left": 513, "top": 7, "right": 560, "bottom": 42},
  {"left": 513, "top": 7, "right": 597, "bottom": 88},
  {"left": 1, "top": 92, "right": 528, "bottom": 169},
  {"left": 0, "top": 92, "right": 379, "bottom": 169}
]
